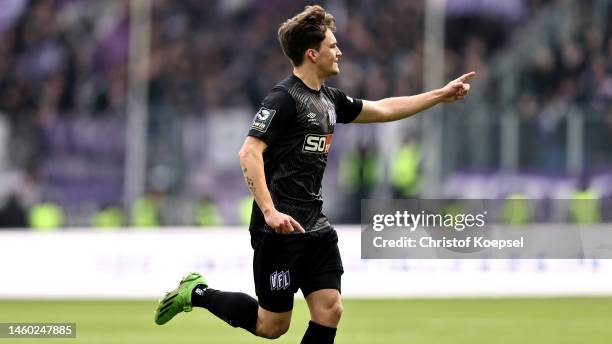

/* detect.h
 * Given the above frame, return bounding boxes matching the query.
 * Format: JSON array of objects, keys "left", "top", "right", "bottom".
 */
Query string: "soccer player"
[{"left": 154, "top": 5, "right": 474, "bottom": 343}]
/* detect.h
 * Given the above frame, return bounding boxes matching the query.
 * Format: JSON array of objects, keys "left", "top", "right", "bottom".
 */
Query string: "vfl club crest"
[
  {"left": 270, "top": 270, "right": 290, "bottom": 291},
  {"left": 327, "top": 108, "right": 337, "bottom": 126}
]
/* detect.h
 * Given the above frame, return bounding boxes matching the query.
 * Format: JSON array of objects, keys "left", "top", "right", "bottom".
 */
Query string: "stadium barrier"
[{"left": 1, "top": 226, "right": 611, "bottom": 299}]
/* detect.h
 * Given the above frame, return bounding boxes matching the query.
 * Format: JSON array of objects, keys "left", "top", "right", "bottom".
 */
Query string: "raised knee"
[
  {"left": 258, "top": 320, "right": 290, "bottom": 339},
  {"left": 330, "top": 301, "right": 343, "bottom": 321},
  {"left": 312, "top": 300, "right": 343, "bottom": 326}
]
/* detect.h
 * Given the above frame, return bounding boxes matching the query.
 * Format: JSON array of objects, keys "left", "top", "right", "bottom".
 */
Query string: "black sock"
[
  {"left": 300, "top": 320, "right": 337, "bottom": 344},
  {"left": 191, "top": 284, "right": 258, "bottom": 335}
]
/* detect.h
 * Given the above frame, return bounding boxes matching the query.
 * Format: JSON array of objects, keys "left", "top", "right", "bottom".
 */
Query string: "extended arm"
[
  {"left": 354, "top": 71, "right": 476, "bottom": 124},
  {"left": 238, "top": 136, "right": 305, "bottom": 233}
]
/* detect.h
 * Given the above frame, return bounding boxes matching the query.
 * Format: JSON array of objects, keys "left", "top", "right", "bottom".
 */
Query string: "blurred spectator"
[
  {"left": 568, "top": 174, "right": 601, "bottom": 224},
  {"left": 238, "top": 195, "right": 253, "bottom": 227},
  {"left": 195, "top": 196, "right": 223, "bottom": 227},
  {"left": 29, "top": 201, "right": 64, "bottom": 230},
  {"left": 337, "top": 139, "right": 380, "bottom": 223},
  {"left": 91, "top": 204, "right": 124, "bottom": 229},
  {"left": 501, "top": 193, "right": 534, "bottom": 225},
  {"left": 0, "top": 193, "right": 28, "bottom": 228},
  {"left": 391, "top": 135, "right": 422, "bottom": 199},
  {"left": 131, "top": 190, "right": 163, "bottom": 228}
]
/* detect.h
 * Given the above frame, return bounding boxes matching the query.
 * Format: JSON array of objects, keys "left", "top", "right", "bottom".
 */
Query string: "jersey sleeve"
[
  {"left": 247, "top": 89, "right": 296, "bottom": 146},
  {"left": 326, "top": 86, "right": 363, "bottom": 124}
]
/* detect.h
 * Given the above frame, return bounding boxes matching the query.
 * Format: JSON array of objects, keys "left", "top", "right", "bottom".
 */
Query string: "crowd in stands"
[
  {"left": 513, "top": 0, "right": 612, "bottom": 172},
  {"left": 0, "top": 0, "right": 610, "bottom": 227}
]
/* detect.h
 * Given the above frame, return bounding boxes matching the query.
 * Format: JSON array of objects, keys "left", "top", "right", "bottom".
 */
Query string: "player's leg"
[
  {"left": 191, "top": 282, "right": 259, "bottom": 334},
  {"left": 250, "top": 230, "right": 303, "bottom": 338},
  {"left": 305, "top": 288, "right": 343, "bottom": 327},
  {"left": 255, "top": 307, "right": 292, "bottom": 339},
  {"left": 192, "top": 283, "right": 295, "bottom": 339},
  {"left": 154, "top": 272, "right": 259, "bottom": 335},
  {"left": 154, "top": 273, "right": 293, "bottom": 338},
  {"left": 301, "top": 288, "right": 343, "bottom": 343},
  {"left": 299, "top": 228, "right": 344, "bottom": 344},
  {"left": 154, "top": 230, "right": 300, "bottom": 339}
]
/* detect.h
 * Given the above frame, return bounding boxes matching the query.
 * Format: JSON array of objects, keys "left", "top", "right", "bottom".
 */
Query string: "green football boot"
[{"left": 154, "top": 272, "right": 207, "bottom": 325}]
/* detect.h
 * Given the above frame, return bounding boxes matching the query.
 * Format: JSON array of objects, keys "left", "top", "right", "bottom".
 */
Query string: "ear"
[{"left": 305, "top": 48, "right": 318, "bottom": 63}]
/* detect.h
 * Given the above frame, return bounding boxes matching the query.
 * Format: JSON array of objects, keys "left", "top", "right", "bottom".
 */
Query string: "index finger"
[
  {"left": 290, "top": 217, "right": 305, "bottom": 233},
  {"left": 458, "top": 71, "right": 476, "bottom": 82},
  {"left": 277, "top": 220, "right": 293, "bottom": 234}
]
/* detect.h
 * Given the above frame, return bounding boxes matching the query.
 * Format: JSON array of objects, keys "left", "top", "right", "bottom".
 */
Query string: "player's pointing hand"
[{"left": 439, "top": 71, "right": 476, "bottom": 103}]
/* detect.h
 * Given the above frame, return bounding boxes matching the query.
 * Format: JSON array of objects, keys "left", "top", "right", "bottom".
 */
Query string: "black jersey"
[{"left": 247, "top": 75, "right": 363, "bottom": 233}]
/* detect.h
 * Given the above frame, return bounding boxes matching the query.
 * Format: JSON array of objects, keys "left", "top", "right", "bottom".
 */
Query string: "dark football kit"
[{"left": 247, "top": 74, "right": 363, "bottom": 312}]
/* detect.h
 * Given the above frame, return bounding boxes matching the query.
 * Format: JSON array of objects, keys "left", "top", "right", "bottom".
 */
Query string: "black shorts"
[{"left": 250, "top": 227, "right": 344, "bottom": 313}]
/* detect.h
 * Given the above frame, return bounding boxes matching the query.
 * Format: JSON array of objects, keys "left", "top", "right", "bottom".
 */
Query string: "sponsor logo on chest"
[{"left": 303, "top": 133, "right": 333, "bottom": 154}]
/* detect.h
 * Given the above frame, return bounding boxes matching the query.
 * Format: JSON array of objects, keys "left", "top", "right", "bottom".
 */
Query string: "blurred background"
[
  {"left": 1, "top": 1, "right": 611, "bottom": 343},
  {"left": 0, "top": 0, "right": 610, "bottom": 228}
]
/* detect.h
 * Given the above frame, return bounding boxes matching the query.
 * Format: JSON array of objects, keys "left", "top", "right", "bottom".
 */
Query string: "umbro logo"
[{"left": 307, "top": 112, "right": 318, "bottom": 123}]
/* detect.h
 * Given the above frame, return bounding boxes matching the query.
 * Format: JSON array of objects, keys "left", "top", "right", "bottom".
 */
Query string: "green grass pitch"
[{"left": 1, "top": 298, "right": 611, "bottom": 343}]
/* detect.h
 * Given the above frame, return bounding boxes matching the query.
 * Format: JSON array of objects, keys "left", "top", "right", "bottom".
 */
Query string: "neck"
[{"left": 293, "top": 65, "right": 325, "bottom": 91}]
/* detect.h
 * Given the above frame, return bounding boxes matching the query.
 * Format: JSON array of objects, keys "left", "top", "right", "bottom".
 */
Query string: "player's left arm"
[{"left": 353, "top": 71, "right": 476, "bottom": 124}]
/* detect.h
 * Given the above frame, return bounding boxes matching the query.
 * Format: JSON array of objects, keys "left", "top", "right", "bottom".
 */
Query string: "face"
[{"left": 310, "top": 29, "right": 342, "bottom": 76}]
